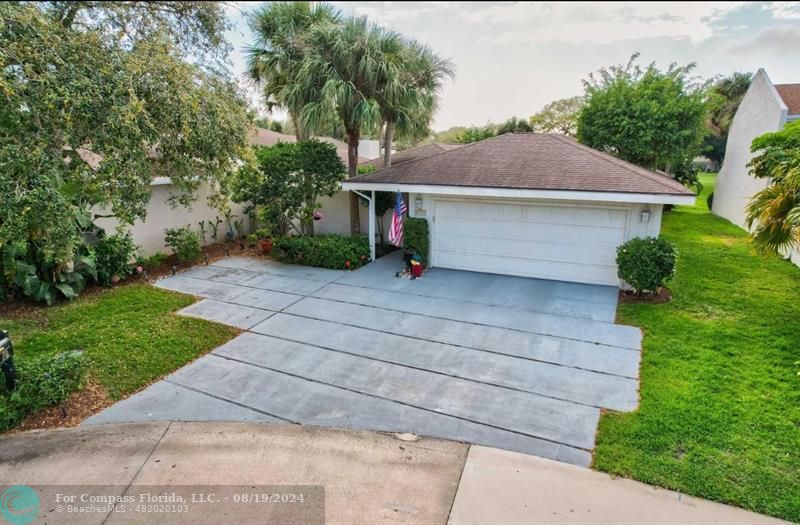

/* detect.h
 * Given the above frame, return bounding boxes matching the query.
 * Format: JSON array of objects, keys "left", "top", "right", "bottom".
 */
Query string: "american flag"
[{"left": 388, "top": 191, "right": 407, "bottom": 247}]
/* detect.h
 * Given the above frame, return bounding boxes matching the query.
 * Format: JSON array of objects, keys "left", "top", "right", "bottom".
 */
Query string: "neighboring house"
[
  {"left": 344, "top": 133, "right": 695, "bottom": 287},
  {"left": 712, "top": 69, "right": 800, "bottom": 266}
]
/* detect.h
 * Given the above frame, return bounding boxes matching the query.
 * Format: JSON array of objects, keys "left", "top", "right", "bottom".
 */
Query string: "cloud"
[
  {"left": 460, "top": 2, "right": 742, "bottom": 45},
  {"left": 721, "top": 24, "right": 800, "bottom": 55},
  {"left": 762, "top": 1, "right": 800, "bottom": 20}
]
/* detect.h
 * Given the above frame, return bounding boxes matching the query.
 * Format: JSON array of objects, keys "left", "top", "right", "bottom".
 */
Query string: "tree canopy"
[
  {"left": 229, "top": 140, "right": 346, "bottom": 236},
  {"left": 577, "top": 54, "right": 708, "bottom": 187},
  {"left": 0, "top": 2, "right": 250, "bottom": 302},
  {"left": 530, "top": 96, "right": 584, "bottom": 136},
  {"left": 745, "top": 120, "right": 800, "bottom": 255}
]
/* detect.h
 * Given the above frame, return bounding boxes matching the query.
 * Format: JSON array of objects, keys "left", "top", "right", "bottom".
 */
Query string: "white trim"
[{"left": 343, "top": 182, "right": 695, "bottom": 205}]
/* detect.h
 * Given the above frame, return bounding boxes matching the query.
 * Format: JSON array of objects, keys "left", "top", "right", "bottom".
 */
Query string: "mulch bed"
[
  {"left": 9, "top": 379, "right": 113, "bottom": 433},
  {"left": 618, "top": 287, "right": 673, "bottom": 305}
]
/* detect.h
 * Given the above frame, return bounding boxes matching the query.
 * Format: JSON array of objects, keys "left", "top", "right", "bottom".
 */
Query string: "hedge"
[
  {"left": 272, "top": 235, "right": 370, "bottom": 270},
  {"left": 403, "top": 217, "right": 429, "bottom": 265}
]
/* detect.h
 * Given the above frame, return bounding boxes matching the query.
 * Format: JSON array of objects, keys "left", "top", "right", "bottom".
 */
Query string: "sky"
[{"left": 223, "top": 1, "right": 800, "bottom": 131}]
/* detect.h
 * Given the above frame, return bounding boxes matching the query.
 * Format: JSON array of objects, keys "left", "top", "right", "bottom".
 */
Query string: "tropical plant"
[
  {"left": 745, "top": 120, "right": 800, "bottom": 254},
  {"left": 455, "top": 126, "right": 497, "bottom": 144},
  {"left": 577, "top": 54, "right": 708, "bottom": 187},
  {"left": 246, "top": 2, "right": 341, "bottom": 141},
  {"left": 164, "top": 227, "right": 201, "bottom": 263},
  {"left": 376, "top": 39, "right": 454, "bottom": 167},
  {"left": 229, "top": 140, "right": 346, "bottom": 236},
  {"left": 197, "top": 220, "right": 207, "bottom": 244},
  {"left": 616, "top": 237, "right": 677, "bottom": 294},
  {"left": 496, "top": 116, "right": 532, "bottom": 134},
  {"left": 297, "top": 16, "right": 398, "bottom": 234},
  {"left": 209, "top": 216, "right": 223, "bottom": 242},
  {"left": 530, "top": 96, "right": 585, "bottom": 136}
]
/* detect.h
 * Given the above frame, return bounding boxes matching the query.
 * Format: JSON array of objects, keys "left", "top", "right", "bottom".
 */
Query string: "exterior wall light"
[{"left": 640, "top": 208, "right": 651, "bottom": 223}]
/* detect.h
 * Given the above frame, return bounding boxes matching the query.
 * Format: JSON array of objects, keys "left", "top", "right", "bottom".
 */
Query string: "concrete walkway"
[
  {"left": 86, "top": 254, "right": 641, "bottom": 467},
  {"left": 0, "top": 423, "right": 786, "bottom": 525}
]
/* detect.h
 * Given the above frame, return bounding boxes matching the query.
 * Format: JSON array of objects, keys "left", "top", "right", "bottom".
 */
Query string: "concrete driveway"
[{"left": 86, "top": 252, "right": 641, "bottom": 467}]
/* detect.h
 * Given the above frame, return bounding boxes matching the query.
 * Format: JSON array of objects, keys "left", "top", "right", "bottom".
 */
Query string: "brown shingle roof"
[
  {"left": 775, "top": 84, "right": 800, "bottom": 116},
  {"left": 366, "top": 143, "right": 463, "bottom": 167},
  {"left": 349, "top": 133, "right": 694, "bottom": 196}
]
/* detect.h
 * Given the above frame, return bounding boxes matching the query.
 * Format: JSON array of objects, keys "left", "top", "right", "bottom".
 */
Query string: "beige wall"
[{"left": 93, "top": 181, "right": 250, "bottom": 255}]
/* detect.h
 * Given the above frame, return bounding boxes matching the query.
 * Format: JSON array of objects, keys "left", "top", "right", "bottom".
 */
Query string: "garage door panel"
[
  {"left": 439, "top": 219, "right": 626, "bottom": 246},
  {"left": 433, "top": 199, "right": 628, "bottom": 286}
]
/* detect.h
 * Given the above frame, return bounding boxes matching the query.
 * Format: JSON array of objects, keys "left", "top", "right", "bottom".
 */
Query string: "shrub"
[
  {"left": 164, "top": 227, "right": 201, "bottom": 263},
  {"left": 403, "top": 218, "right": 429, "bottom": 265},
  {"left": 273, "top": 235, "right": 370, "bottom": 270},
  {"left": 0, "top": 351, "right": 89, "bottom": 430},
  {"left": 135, "top": 251, "right": 167, "bottom": 271},
  {"left": 616, "top": 237, "right": 677, "bottom": 294},
  {"left": 94, "top": 232, "right": 136, "bottom": 285},
  {"left": 706, "top": 191, "right": 714, "bottom": 211}
]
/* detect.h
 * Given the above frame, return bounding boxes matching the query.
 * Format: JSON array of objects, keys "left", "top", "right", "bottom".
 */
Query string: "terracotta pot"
[{"left": 260, "top": 238, "right": 273, "bottom": 254}]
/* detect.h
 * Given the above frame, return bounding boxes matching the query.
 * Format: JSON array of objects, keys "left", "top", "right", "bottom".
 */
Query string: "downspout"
[{"left": 351, "top": 189, "right": 376, "bottom": 262}]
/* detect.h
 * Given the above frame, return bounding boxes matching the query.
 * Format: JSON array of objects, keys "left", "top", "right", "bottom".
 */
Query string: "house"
[
  {"left": 343, "top": 133, "right": 695, "bottom": 286},
  {"left": 711, "top": 69, "right": 800, "bottom": 266}
]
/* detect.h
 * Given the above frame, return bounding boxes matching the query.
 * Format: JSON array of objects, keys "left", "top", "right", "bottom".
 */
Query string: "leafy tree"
[
  {"left": 0, "top": 2, "right": 250, "bottom": 303},
  {"left": 229, "top": 140, "right": 346, "bottom": 236},
  {"left": 577, "top": 54, "right": 708, "bottom": 187},
  {"left": 254, "top": 117, "right": 286, "bottom": 133},
  {"left": 455, "top": 126, "right": 497, "bottom": 144},
  {"left": 496, "top": 116, "right": 532, "bottom": 134},
  {"left": 246, "top": 2, "right": 341, "bottom": 141},
  {"left": 745, "top": 120, "right": 800, "bottom": 254},
  {"left": 530, "top": 96, "right": 584, "bottom": 136},
  {"left": 703, "top": 72, "right": 753, "bottom": 167}
]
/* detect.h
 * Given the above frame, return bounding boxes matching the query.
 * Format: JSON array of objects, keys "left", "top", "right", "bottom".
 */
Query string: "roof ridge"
[
  {"left": 352, "top": 132, "right": 510, "bottom": 181},
  {"left": 545, "top": 134, "right": 691, "bottom": 194}
]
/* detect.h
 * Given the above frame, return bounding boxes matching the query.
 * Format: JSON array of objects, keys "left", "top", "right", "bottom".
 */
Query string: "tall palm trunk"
[
  {"left": 291, "top": 111, "right": 310, "bottom": 142},
  {"left": 347, "top": 131, "right": 361, "bottom": 235},
  {"left": 383, "top": 120, "right": 394, "bottom": 168}
]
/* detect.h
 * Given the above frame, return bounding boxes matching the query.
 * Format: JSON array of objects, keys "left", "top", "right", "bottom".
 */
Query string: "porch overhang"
[{"left": 341, "top": 181, "right": 697, "bottom": 206}]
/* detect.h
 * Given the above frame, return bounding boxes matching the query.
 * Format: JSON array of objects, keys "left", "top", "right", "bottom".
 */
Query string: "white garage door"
[{"left": 432, "top": 199, "right": 629, "bottom": 285}]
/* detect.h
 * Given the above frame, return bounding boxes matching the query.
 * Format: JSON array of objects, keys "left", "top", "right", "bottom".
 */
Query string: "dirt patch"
[
  {"left": 9, "top": 379, "right": 113, "bottom": 433},
  {"left": 618, "top": 287, "right": 673, "bottom": 305}
]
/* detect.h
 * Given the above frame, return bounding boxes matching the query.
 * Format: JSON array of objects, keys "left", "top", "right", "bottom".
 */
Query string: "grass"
[
  {"left": 0, "top": 285, "right": 238, "bottom": 400},
  {"left": 594, "top": 173, "right": 800, "bottom": 522}
]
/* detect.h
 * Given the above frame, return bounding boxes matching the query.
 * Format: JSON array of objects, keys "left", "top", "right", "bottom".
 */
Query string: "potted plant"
[{"left": 255, "top": 226, "right": 273, "bottom": 254}]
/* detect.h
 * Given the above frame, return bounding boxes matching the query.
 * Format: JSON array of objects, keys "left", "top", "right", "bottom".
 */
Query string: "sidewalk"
[{"left": 0, "top": 422, "right": 787, "bottom": 525}]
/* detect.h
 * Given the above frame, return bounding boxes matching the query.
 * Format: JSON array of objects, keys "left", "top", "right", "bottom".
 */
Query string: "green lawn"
[
  {"left": 0, "top": 285, "right": 238, "bottom": 400},
  {"left": 594, "top": 174, "right": 800, "bottom": 522}
]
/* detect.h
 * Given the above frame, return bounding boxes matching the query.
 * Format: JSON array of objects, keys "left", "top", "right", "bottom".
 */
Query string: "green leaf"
[{"left": 55, "top": 282, "right": 77, "bottom": 300}]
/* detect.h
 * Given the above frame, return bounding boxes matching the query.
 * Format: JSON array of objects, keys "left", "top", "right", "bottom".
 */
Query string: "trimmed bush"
[
  {"left": 403, "top": 217, "right": 429, "bottom": 265},
  {"left": 616, "top": 237, "right": 677, "bottom": 293},
  {"left": 164, "top": 227, "right": 201, "bottom": 263},
  {"left": 94, "top": 232, "right": 136, "bottom": 285},
  {"left": 273, "top": 235, "right": 370, "bottom": 270},
  {"left": 0, "top": 351, "right": 89, "bottom": 430}
]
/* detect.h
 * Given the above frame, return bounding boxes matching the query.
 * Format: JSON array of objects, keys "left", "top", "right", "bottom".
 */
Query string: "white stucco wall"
[
  {"left": 314, "top": 191, "right": 392, "bottom": 241},
  {"left": 712, "top": 69, "right": 788, "bottom": 229},
  {"left": 93, "top": 181, "right": 250, "bottom": 255}
]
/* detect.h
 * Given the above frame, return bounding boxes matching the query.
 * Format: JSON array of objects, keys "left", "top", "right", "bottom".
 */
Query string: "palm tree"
[
  {"left": 298, "top": 16, "right": 394, "bottom": 234},
  {"left": 377, "top": 40, "right": 454, "bottom": 167},
  {"left": 245, "top": 2, "right": 340, "bottom": 141},
  {"left": 745, "top": 120, "right": 800, "bottom": 254}
]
